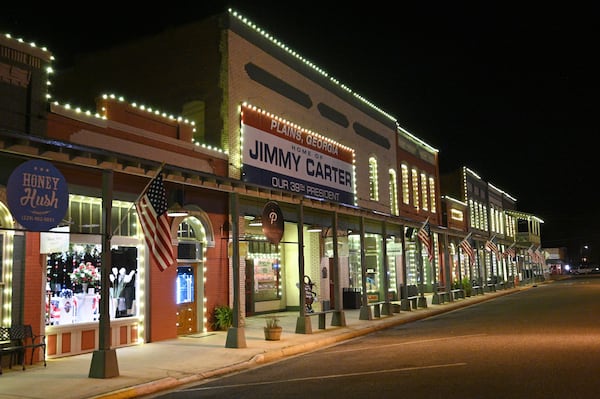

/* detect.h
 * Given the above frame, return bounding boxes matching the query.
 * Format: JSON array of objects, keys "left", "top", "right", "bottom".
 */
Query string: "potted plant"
[
  {"left": 264, "top": 316, "right": 282, "bottom": 341},
  {"left": 461, "top": 277, "right": 472, "bottom": 297},
  {"left": 212, "top": 305, "right": 233, "bottom": 331}
]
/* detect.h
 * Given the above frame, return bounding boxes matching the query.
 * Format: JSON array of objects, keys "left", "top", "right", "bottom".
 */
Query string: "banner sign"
[
  {"left": 7, "top": 159, "right": 69, "bottom": 232},
  {"left": 241, "top": 104, "right": 355, "bottom": 205},
  {"left": 40, "top": 225, "right": 70, "bottom": 253}
]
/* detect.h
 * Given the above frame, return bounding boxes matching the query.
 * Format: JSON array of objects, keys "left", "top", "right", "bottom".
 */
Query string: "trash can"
[{"left": 342, "top": 288, "right": 361, "bottom": 309}]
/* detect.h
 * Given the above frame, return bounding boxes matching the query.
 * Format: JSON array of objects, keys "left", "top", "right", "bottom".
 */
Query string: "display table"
[
  {"left": 47, "top": 293, "right": 99, "bottom": 325},
  {"left": 74, "top": 293, "right": 99, "bottom": 323}
]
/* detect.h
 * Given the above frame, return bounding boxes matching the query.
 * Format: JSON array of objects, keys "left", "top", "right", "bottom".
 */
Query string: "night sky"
[{"left": 1, "top": 2, "right": 595, "bottom": 263}]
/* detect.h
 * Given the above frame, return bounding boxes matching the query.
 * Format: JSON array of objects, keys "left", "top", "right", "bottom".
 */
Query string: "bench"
[
  {"left": 451, "top": 288, "right": 464, "bottom": 300},
  {"left": 0, "top": 326, "right": 23, "bottom": 374},
  {"left": 306, "top": 309, "right": 341, "bottom": 329},
  {"left": 400, "top": 285, "right": 419, "bottom": 310},
  {"left": 0, "top": 325, "right": 46, "bottom": 375},
  {"left": 11, "top": 325, "right": 46, "bottom": 370},
  {"left": 472, "top": 285, "right": 484, "bottom": 295},
  {"left": 368, "top": 301, "right": 392, "bottom": 317},
  {"left": 432, "top": 283, "right": 453, "bottom": 304}
]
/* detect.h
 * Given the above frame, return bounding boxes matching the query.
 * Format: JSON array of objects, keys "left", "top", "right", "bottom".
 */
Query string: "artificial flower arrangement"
[
  {"left": 109, "top": 267, "right": 136, "bottom": 298},
  {"left": 70, "top": 262, "right": 100, "bottom": 286}
]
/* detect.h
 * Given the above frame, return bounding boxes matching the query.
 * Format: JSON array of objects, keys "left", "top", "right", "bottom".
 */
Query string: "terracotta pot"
[{"left": 264, "top": 326, "right": 282, "bottom": 341}]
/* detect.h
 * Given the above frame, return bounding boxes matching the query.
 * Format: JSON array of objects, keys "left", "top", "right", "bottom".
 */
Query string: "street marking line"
[
  {"left": 187, "top": 362, "right": 467, "bottom": 392},
  {"left": 329, "top": 333, "right": 487, "bottom": 354}
]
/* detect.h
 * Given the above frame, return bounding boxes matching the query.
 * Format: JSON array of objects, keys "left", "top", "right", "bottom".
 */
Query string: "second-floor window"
[
  {"left": 420, "top": 173, "right": 429, "bottom": 212},
  {"left": 369, "top": 157, "right": 379, "bottom": 201},
  {"left": 428, "top": 176, "right": 436, "bottom": 213},
  {"left": 401, "top": 164, "right": 410, "bottom": 205},
  {"left": 411, "top": 168, "right": 419, "bottom": 210},
  {"left": 389, "top": 169, "right": 398, "bottom": 216}
]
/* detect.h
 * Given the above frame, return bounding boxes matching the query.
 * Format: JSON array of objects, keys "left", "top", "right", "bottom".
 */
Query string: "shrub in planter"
[
  {"left": 264, "top": 316, "right": 282, "bottom": 340},
  {"left": 212, "top": 305, "right": 233, "bottom": 331},
  {"left": 461, "top": 277, "right": 472, "bottom": 297}
]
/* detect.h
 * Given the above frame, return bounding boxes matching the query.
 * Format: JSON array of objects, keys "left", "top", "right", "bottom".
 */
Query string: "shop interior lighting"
[{"left": 248, "top": 217, "right": 263, "bottom": 227}]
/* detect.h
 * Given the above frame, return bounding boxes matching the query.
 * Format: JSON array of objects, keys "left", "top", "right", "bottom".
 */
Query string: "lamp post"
[{"left": 89, "top": 169, "right": 119, "bottom": 378}]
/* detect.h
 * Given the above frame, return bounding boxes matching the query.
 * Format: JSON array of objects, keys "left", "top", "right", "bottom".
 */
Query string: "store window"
[
  {"left": 45, "top": 195, "right": 140, "bottom": 326},
  {"left": 405, "top": 227, "right": 418, "bottom": 286},
  {"left": 46, "top": 244, "right": 138, "bottom": 325},
  {"left": 247, "top": 241, "right": 281, "bottom": 301},
  {"left": 348, "top": 233, "right": 383, "bottom": 302},
  {"left": 387, "top": 234, "right": 402, "bottom": 300}
]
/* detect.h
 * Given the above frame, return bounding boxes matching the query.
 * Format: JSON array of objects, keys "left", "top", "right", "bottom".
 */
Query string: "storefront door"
[{"left": 176, "top": 264, "right": 198, "bottom": 335}]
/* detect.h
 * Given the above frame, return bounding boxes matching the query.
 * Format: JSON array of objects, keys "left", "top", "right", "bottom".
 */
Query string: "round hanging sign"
[
  {"left": 7, "top": 159, "right": 69, "bottom": 231},
  {"left": 261, "top": 201, "right": 284, "bottom": 245}
]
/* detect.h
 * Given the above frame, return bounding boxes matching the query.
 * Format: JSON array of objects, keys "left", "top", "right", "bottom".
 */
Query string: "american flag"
[
  {"left": 417, "top": 220, "right": 434, "bottom": 262},
  {"left": 535, "top": 246, "right": 544, "bottom": 264},
  {"left": 136, "top": 172, "right": 175, "bottom": 272},
  {"left": 503, "top": 245, "right": 516, "bottom": 260},
  {"left": 527, "top": 244, "right": 535, "bottom": 261},
  {"left": 485, "top": 237, "right": 500, "bottom": 259},
  {"left": 459, "top": 235, "right": 475, "bottom": 265}
]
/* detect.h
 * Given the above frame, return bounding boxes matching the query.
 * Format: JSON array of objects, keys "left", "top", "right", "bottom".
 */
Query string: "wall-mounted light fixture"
[
  {"left": 167, "top": 203, "right": 189, "bottom": 217},
  {"left": 168, "top": 185, "right": 189, "bottom": 217}
]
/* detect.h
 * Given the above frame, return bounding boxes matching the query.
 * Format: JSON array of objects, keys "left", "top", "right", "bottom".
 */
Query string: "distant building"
[{"left": 544, "top": 247, "right": 568, "bottom": 274}]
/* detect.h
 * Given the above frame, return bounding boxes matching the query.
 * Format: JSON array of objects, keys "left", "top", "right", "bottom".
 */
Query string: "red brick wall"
[
  {"left": 24, "top": 232, "right": 46, "bottom": 362},
  {"left": 148, "top": 252, "right": 178, "bottom": 342}
]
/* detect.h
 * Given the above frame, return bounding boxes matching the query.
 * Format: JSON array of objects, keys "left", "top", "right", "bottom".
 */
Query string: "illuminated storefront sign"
[{"left": 241, "top": 104, "right": 355, "bottom": 205}]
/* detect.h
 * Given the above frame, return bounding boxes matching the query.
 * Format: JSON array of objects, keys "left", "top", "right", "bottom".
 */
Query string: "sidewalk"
[{"left": 0, "top": 287, "right": 526, "bottom": 399}]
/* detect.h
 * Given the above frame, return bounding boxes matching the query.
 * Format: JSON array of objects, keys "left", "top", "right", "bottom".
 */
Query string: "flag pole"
[
  {"left": 112, "top": 162, "right": 167, "bottom": 237},
  {"left": 460, "top": 232, "right": 472, "bottom": 244}
]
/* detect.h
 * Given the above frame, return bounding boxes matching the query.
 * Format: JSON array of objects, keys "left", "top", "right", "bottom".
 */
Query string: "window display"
[
  {"left": 253, "top": 258, "right": 280, "bottom": 301},
  {"left": 46, "top": 244, "right": 138, "bottom": 325},
  {"left": 246, "top": 240, "right": 281, "bottom": 302}
]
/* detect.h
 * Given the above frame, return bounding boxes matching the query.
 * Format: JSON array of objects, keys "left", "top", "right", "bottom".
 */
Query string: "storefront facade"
[{"left": 1, "top": 9, "right": 546, "bottom": 367}]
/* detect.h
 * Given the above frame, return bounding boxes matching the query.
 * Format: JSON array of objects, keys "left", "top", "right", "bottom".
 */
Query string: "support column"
[
  {"left": 359, "top": 216, "right": 373, "bottom": 320},
  {"left": 226, "top": 192, "right": 246, "bottom": 348},
  {"left": 296, "top": 200, "right": 312, "bottom": 333},
  {"left": 89, "top": 169, "right": 119, "bottom": 378},
  {"left": 331, "top": 211, "right": 346, "bottom": 327}
]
